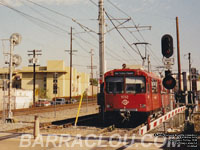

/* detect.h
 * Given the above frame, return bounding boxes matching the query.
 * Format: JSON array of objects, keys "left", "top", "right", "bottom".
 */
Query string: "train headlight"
[{"left": 107, "top": 104, "right": 112, "bottom": 108}]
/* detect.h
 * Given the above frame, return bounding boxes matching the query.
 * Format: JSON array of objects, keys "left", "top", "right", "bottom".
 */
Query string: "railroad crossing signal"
[
  {"left": 161, "top": 34, "right": 176, "bottom": 89},
  {"left": 162, "top": 75, "right": 176, "bottom": 90},
  {"left": 162, "top": 70, "right": 176, "bottom": 89},
  {"left": 161, "top": 34, "right": 173, "bottom": 58}
]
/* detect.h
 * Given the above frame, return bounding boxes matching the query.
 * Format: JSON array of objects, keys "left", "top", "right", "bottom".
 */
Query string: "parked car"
[
  {"left": 66, "top": 99, "right": 78, "bottom": 104},
  {"left": 71, "top": 99, "right": 78, "bottom": 104},
  {"left": 36, "top": 99, "right": 51, "bottom": 107},
  {"left": 51, "top": 98, "right": 66, "bottom": 105}
]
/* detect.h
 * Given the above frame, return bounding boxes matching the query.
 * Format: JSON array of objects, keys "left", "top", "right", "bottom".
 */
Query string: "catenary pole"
[{"left": 99, "top": 0, "right": 105, "bottom": 84}]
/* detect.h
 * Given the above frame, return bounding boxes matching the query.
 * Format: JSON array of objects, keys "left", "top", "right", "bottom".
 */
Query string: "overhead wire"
[
  {"left": 24, "top": 0, "right": 98, "bottom": 34},
  {"left": 89, "top": 0, "right": 141, "bottom": 64},
  {"left": 19, "top": 0, "right": 69, "bottom": 29},
  {"left": 105, "top": 11, "right": 141, "bottom": 58},
  {"left": 107, "top": 0, "right": 163, "bottom": 66},
  {"left": 2, "top": 0, "right": 147, "bottom": 69},
  {"left": 0, "top": 1, "right": 70, "bottom": 34},
  {"left": 24, "top": 0, "right": 128, "bottom": 65},
  {"left": 0, "top": 0, "right": 99, "bottom": 70}
]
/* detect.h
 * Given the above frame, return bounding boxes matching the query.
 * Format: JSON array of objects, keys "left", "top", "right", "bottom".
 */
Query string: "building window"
[
  {"left": 44, "top": 75, "right": 47, "bottom": 90},
  {"left": 53, "top": 73, "right": 58, "bottom": 84}
]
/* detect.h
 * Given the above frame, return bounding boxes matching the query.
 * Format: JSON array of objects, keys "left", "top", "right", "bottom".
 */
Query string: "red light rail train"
[{"left": 97, "top": 66, "right": 174, "bottom": 126}]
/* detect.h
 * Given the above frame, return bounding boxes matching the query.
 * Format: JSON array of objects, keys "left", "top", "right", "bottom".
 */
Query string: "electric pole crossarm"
[
  {"left": 118, "top": 26, "right": 151, "bottom": 29},
  {"left": 72, "top": 19, "right": 98, "bottom": 34},
  {"left": 105, "top": 19, "right": 130, "bottom": 33}
]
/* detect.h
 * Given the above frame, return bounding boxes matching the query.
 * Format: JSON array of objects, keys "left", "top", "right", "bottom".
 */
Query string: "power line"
[
  {"left": 21, "top": 0, "right": 134, "bottom": 66},
  {"left": 0, "top": 1, "right": 69, "bottom": 34},
  {"left": 2, "top": 0, "right": 150, "bottom": 69},
  {"left": 105, "top": 11, "right": 141, "bottom": 57},
  {"left": 19, "top": 0, "right": 69, "bottom": 29},
  {"left": 24, "top": 0, "right": 72, "bottom": 19},
  {"left": 24, "top": 0, "right": 97, "bottom": 34},
  {"left": 89, "top": 0, "right": 141, "bottom": 63},
  {"left": 106, "top": 0, "right": 163, "bottom": 66},
  {"left": 73, "top": 29, "right": 126, "bottom": 64}
]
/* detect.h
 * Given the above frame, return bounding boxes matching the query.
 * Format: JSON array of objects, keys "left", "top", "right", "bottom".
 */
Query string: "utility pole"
[
  {"left": 28, "top": 50, "right": 42, "bottom": 107},
  {"left": 87, "top": 49, "right": 97, "bottom": 100},
  {"left": 147, "top": 55, "right": 150, "bottom": 72},
  {"left": 176, "top": 17, "right": 182, "bottom": 92},
  {"left": 66, "top": 27, "right": 77, "bottom": 102},
  {"left": 91, "top": 49, "right": 94, "bottom": 100},
  {"left": 99, "top": 0, "right": 105, "bottom": 84},
  {"left": 188, "top": 53, "right": 192, "bottom": 92},
  {"left": 70, "top": 27, "right": 73, "bottom": 102}
]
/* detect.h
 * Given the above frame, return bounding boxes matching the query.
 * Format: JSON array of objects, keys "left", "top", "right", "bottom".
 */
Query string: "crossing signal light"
[
  {"left": 161, "top": 34, "right": 173, "bottom": 58},
  {"left": 162, "top": 75, "right": 176, "bottom": 89}
]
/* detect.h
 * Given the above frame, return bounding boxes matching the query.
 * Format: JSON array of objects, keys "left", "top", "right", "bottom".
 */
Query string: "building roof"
[{"left": 20, "top": 60, "right": 68, "bottom": 73}]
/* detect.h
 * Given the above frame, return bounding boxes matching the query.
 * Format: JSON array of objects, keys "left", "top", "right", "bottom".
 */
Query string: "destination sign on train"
[{"left": 114, "top": 71, "right": 134, "bottom": 75}]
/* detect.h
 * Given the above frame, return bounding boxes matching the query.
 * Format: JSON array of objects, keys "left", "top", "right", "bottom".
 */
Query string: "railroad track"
[
  {"left": 6, "top": 113, "right": 99, "bottom": 133},
  {"left": 51, "top": 113, "right": 99, "bottom": 127},
  {"left": 0, "top": 101, "right": 97, "bottom": 118},
  {"left": 43, "top": 114, "right": 144, "bottom": 136},
  {"left": 5, "top": 112, "right": 146, "bottom": 138}
]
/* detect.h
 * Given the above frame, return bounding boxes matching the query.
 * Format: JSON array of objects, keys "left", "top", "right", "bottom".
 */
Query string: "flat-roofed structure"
[{"left": 20, "top": 60, "right": 90, "bottom": 99}]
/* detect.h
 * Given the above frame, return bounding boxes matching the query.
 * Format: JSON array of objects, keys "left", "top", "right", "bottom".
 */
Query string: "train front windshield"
[
  {"left": 106, "top": 77, "right": 124, "bottom": 94},
  {"left": 126, "top": 77, "right": 145, "bottom": 93},
  {"left": 106, "top": 76, "right": 145, "bottom": 94}
]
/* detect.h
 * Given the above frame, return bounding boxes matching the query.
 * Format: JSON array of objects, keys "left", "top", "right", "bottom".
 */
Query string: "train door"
[
  {"left": 146, "top": 77, "right": 152, "bottom": 111},
  {"left": 151, "top": 78, "right": 159, "bottom": 110}
]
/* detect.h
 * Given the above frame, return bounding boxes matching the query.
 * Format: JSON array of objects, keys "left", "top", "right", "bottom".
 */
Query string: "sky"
[{"left": 0, "top": 0, "right": 200, "bottom": 77}]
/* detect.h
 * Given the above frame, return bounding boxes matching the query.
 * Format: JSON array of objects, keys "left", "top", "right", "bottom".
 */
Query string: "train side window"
[{"left": 152, "top": 79, "right": 158, "bottom": 93}]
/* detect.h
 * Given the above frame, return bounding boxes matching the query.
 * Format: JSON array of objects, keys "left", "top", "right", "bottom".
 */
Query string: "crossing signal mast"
[{"left": 161, "top": 34, "right": 176, "bottom": 90}]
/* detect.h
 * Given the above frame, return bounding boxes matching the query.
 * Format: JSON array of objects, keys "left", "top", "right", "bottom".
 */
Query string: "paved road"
[{"left": 0, "top": 132, "right": 167, "bottom": 150}]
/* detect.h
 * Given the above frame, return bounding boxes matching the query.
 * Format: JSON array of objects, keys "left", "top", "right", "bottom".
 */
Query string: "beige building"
[{"left": 20, "top": 60, "right": 91, "bottom": 99}]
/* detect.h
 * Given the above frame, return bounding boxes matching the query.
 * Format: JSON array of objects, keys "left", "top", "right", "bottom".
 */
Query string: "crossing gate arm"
[{"left": 139, "top": 106, "right": 186, "bottom": 135}]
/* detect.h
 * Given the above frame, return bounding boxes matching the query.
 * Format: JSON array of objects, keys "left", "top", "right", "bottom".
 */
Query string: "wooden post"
[
  {"left": 176, "top": 17, "right": 182, "bottom": 92},
  {"left": 34, "top": 115, "right": 40, "bottom": 139}
]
